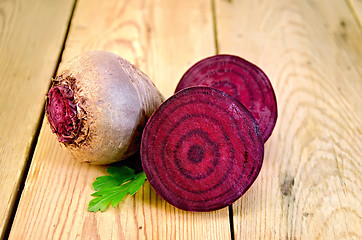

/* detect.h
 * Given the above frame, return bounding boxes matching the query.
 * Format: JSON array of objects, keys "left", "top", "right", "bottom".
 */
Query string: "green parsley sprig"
[{"left": 88, "top": 166, "right": 146, "bottom": 212}]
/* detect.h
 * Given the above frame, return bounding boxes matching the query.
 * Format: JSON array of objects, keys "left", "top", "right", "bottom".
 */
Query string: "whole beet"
[{"left": 46, "top": 51, "right": 163, "bottom": 165}]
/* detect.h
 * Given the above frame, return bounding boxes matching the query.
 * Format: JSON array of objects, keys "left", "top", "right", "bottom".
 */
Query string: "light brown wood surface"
[
  {"left": 1, "top": 0, "right": 361, "bottom": 239},
  {"left": 0, "top": 0, "right": 75, "bottom": 238},
  {"left": 349, "top": 0, "right": 362, "bottom": 27},
  {"left": 9, "top": 0, "right": 231, "bottom": 239},
  {"left": 215, "top": 0, "right": 362, "bottom": 239}
]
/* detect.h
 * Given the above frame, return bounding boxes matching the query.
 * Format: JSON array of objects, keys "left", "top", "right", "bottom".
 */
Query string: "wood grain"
[
  {"left": 0, "top": 0, "right": 75, "bottom": 238},
  {"left": 215, "top": 0, "right": 362, "bottom": 239},
  {"left": 9, "top": 0, "right": 231, "bottom": 239},
  {"left": 348, "top": 0, "right": 362, "bottom": 28}
]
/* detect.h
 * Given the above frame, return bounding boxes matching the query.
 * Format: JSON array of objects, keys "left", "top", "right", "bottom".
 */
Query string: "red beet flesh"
[
  {"left": 47, "top": 83, "right": 81, "bottom": 144},
  {"left": 141, "top": 87, "right": 264, "bottom": 211},
  {"left": 175, "top": 55, "right": 277, "bottom": 142}
]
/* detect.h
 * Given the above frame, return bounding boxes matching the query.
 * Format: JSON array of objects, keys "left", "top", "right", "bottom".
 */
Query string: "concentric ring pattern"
[
  {"left": 141, "top": 87, "right": 264, "bottom": 211},
  {"left": 175, "top": 55, "right": 277, "bottom": 142}
]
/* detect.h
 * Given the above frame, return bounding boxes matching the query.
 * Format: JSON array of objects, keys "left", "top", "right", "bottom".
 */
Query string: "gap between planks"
[
  {"left": 7, "top": 0, "right": 235, "bottom": 239},
  {"left": 211, "top": 0, "right": 220, "bottom": 55},
  {"left": 211, "top": 0, "right": 235, "bottom": 239},
  {"left": 2, "top": 0, "right": 79, "bottom": 239},
  {"left": 346, "top": 0, "right": 362, "bottom": 31}
]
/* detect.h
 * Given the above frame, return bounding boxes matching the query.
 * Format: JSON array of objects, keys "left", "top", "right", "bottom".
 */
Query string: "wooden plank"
[
  {"left": 9, "top": 0, "right": 232, "bottom": 239},
  {"left": 0, "top": 0, "right": 75, "bottom": 238},
  {"left": 215, "top": 0, "right": 362, "bottom": 239},
  {"left": 348, "top": 0, "right": 362, "bottom": 28}
]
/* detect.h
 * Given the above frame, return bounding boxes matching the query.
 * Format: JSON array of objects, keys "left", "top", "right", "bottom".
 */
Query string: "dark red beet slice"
[
  {"left": 175, "top": 55, "right": 277, "bottom": 142},
  {"left": 141, "top": 87, "right": 264, "bottom": 212}
]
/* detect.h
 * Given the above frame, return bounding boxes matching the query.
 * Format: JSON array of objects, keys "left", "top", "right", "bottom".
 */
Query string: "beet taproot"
[
  {"left": 141, "top": 87, "right": 264, "bottom": 211},
  {"left": 175, "top": 54, "right": 277, "bottom": 142},
  {"left": 46, "top": 51, "right": 163, "bottom": 165}
]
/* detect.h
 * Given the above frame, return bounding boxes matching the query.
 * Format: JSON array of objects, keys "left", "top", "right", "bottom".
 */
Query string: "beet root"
[
  {"left": 141, "top": 87, "right": 264, "bottom": 211},
  {"left": 175, "top": 54, "right": 277, "bottom": 142},
  {"left": 46, "top": 51, "right": 163, "bottom": 165}
]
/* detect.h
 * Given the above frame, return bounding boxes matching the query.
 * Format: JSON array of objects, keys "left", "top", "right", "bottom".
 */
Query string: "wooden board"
[
  {"left": 215, "top": 0, "right": 362, "bottom": 239},
  {"left": 0, "top": 0, "right": 75, "bottom": 238},
  {"left": 9, "top": 0, "right": 232, "bottom": 239},
  {"left": 349, "top": 0, "right": 362, "bottom": 27}
]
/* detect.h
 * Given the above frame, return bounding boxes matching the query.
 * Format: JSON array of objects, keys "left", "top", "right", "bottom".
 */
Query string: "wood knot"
[{"left": 281, "top": 176, "right": 294, "bottom": 196}]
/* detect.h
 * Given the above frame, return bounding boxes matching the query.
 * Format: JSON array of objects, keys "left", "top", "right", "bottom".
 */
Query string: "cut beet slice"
[
  {"left": 175, "top": 55, "right": 277, "bottom": 142},
  {"left": 141, "top": 87, "right": 264, "bottom": 212}
]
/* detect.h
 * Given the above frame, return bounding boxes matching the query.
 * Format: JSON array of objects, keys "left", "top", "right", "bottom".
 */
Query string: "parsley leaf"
[{"left": 88, "top": 166, "right": 147, "bottom": 212}]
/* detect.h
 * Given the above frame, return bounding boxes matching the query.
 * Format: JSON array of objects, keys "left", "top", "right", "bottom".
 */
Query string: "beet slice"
[
  {"left": 175, "top": 55, "right": 277, "bottom": 142},
  {"left": 141, "top": 87, "right": 264, "bottom": 212}
]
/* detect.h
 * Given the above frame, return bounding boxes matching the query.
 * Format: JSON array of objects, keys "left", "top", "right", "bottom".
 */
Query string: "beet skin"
[{"left": 46, "top": 51, "right": 163, "bottom": 165}]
